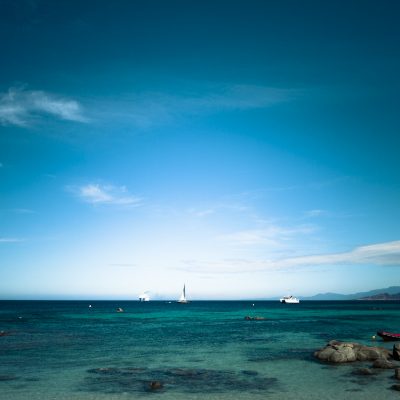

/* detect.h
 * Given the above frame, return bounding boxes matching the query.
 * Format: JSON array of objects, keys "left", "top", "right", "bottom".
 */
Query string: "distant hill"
[
  {"left": 302, "top": 292, "right": 350, "bottom": 301},
  {"left": 302, "top": 286, "right": 400, "bottom": 301},
  {"left": 358, "top": 292, "right": 400, "bottom": 301}
]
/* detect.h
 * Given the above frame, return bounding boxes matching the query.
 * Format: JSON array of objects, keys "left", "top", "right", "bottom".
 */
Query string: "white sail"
[{"left": 178, "top": 284, "right": 188, "bottom": 303}]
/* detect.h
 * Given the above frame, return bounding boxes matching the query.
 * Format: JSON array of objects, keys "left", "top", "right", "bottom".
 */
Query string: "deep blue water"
[{"left": 0, "top": 300, "right": 399, "bottom": 399}]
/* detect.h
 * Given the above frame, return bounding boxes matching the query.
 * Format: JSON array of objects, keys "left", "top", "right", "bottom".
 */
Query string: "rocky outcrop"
[
  {"left": 315, "top": 340, "right": 400, "bottom": 393},
  {"left": 393, "top": 344, "right": 400, "bottom": 361},
  {"left": 314, "top": 340, "right": 391, "bottom": 363}
]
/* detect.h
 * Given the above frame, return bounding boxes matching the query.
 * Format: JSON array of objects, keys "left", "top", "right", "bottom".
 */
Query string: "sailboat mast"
[{"left": 178, "top": 284, "right": 188, "bottom": 303}]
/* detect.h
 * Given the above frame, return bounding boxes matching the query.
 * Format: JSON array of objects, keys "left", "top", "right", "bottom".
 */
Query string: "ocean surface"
[{"left": 1, "top": 300, "right": 399, "bottom": 399}]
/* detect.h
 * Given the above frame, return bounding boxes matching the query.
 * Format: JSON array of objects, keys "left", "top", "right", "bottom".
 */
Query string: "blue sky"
[{"left": 0, "top": 0, "right": 399, "bottom": 299}]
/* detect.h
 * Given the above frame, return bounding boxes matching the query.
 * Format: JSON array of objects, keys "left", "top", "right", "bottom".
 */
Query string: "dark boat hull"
[{"left": 377, "top": 330, "right": 400, "bottom": 341}]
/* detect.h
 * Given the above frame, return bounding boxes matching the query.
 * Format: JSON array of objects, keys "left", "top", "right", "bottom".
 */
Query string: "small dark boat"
[{"left": 377, "top": 331, "right": 400, "bottom": 341}]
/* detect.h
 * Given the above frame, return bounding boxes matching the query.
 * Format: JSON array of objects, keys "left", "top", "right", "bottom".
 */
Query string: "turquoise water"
[{"left": 1, "top": 300, "right": 399, "bottom": 399}]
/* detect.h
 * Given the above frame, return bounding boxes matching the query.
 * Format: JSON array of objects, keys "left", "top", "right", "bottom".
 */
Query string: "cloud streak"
[
  {"left": 12, "top": 208, "right": 35, "bottom": 214},
  {"left": 304, "top": 209, "right": 327, "bottom": 218},
  {"left": 216, "top": 225, "right": 316, "bottom": 246},
  {"left": 0, "top": 237, "right": 24, "bottom": 243},
  {"left": 182, "top": 84, "right": 294, "bottom": 111},
  {"left": 73, "top": 183, "right": 141, "bottom": 206},
  {"left": 179, "top": 240, "right": 400, "bottom": 273},
  {"left": 98, "top": 83, "right": 297, "bottom": 128},
  {"left": 283, "top": 240, "right": 400, "bottom": 268},
  {"left": 0, "top": 87, "right": 87, "bottom": 127}
]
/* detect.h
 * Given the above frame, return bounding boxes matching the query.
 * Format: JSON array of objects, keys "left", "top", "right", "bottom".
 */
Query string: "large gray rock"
[
  {"left": 356, "top": 346, "right": 388, "bottom": 361},
  {"left": 315, "top": 342, "right": 356, "bottom": 363},
  {"left": 315, "top": 340, "right": 391, "bottom": 364},
  {"left": 393, "top": 344, "right": 400, "bottom": 361}
]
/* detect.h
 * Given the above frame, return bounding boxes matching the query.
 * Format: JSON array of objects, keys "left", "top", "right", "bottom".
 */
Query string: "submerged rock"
[
  {"left": 0, "top": 375, "right": 18, "bottom": 381},
  {"left": 372, "top": 358, "right": 395, "bottom": 369},
  {"left": 241, "top": 370, "right": 258, "bottom": 376},
  {"left": 351, "top": 368, "right": 376, "bottom": 376},
  {"left": 148, "top": 381, "right": 163, "bottom": 390},
  {"left": 391, "top": 384, "right": 400, "bottom": 391},
  {"left": 167, "top": 368, "right": 208, "bottom": 377},
  {"left": 83, "top": 366, "right": 278, "bottom": 394},
  {"left": 315, "top": 340, "right": 391, "bottom": 363},
  {"left": 394, "top": 368, "right": 400, "bottom": 380},
  {"left": 87, "top": 367, "right": 120, "bottom": 374}
]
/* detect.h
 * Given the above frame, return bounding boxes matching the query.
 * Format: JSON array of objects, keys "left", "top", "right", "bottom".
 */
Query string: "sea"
[{"left": 0, "top": 300, "right": 399, "bottom": 400}]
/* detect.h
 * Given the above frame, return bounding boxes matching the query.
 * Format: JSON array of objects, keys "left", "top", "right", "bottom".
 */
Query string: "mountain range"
[{"left": 301, "top": 286, "right": 400, "bottom": 300}]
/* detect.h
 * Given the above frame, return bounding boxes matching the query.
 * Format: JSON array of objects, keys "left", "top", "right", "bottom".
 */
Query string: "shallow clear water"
[{"left": 0, "top": 300, "right": 399, "bottom": 399}]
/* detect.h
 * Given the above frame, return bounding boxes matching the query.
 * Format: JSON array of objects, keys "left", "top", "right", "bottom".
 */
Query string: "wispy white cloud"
[
  {"left": 188, "top": 208, "right": 216, "bottom": 217},
  {"left": 253, "top": 177, "right": 350, "bottom": 194},
  {"left": 98, "top": 83, "right": 297, "bottom": 128},
  {"left": 216, "top": 225, "right": 316, "bottom": 246},
  {"left": 216, "top": 229, "right": 280, "bottom": 247},
  {"left": 304, "top": 209, "right": 327, "bottom": 218},
  {"left": 0, "top": 237, "right": 24, "bottom": 243},
  {"left": 280, "top": 240, "right": 400, "bottom": 268},
  {"left": 109, "top": 263, "right": 137, "bottom": 267},
  {"left": 12, "top": 208, "right": 35, "bottom": 214},
  {"left": 0, "top": 87, "right": 87, "bottom": 127},
  {"left": 186, "top": 201, "right": 250, "bottom": 220},
  {"left": 72, "top": 183, "right": 141, "bottom": 206},
  {"left": 178, "top": 240, "right": 400, "bottom": 274},
  {"left": 182, "top": 84, "right": 294, "bottom": 111}
]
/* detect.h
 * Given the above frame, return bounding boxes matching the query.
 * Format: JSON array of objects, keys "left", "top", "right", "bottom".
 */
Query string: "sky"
[{"left": 0, "top": 0, "right": 399, "bottom": 300}]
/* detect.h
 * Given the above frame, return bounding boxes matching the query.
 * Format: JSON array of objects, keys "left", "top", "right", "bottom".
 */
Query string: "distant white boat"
[
  {"left": 139, "top": 292, "right": 150, "bottom": 302},
  {"left": 177, "top": 284, "right": 189, "bottom": 303},
  {"left": 280, "top": 295, "right": 300, "bottom": 304}
]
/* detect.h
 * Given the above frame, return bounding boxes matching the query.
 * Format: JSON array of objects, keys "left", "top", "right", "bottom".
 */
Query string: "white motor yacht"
[{"left": 280, "top": 295, "right": 300, "bottom": 304}]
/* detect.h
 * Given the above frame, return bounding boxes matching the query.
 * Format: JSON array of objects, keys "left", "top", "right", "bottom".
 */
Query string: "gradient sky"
[{"left": 0, "top": 0, "right": 399, "bottom": 300}]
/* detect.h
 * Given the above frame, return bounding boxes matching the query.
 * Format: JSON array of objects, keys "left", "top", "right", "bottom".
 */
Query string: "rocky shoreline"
[{"left": 315, "top": 340, "right": 400, "bottom": 391}]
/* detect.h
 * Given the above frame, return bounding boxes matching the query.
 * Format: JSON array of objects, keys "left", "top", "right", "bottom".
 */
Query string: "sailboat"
[{"left": 177, "top": 284, "right": 189, "bottom": 303}]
